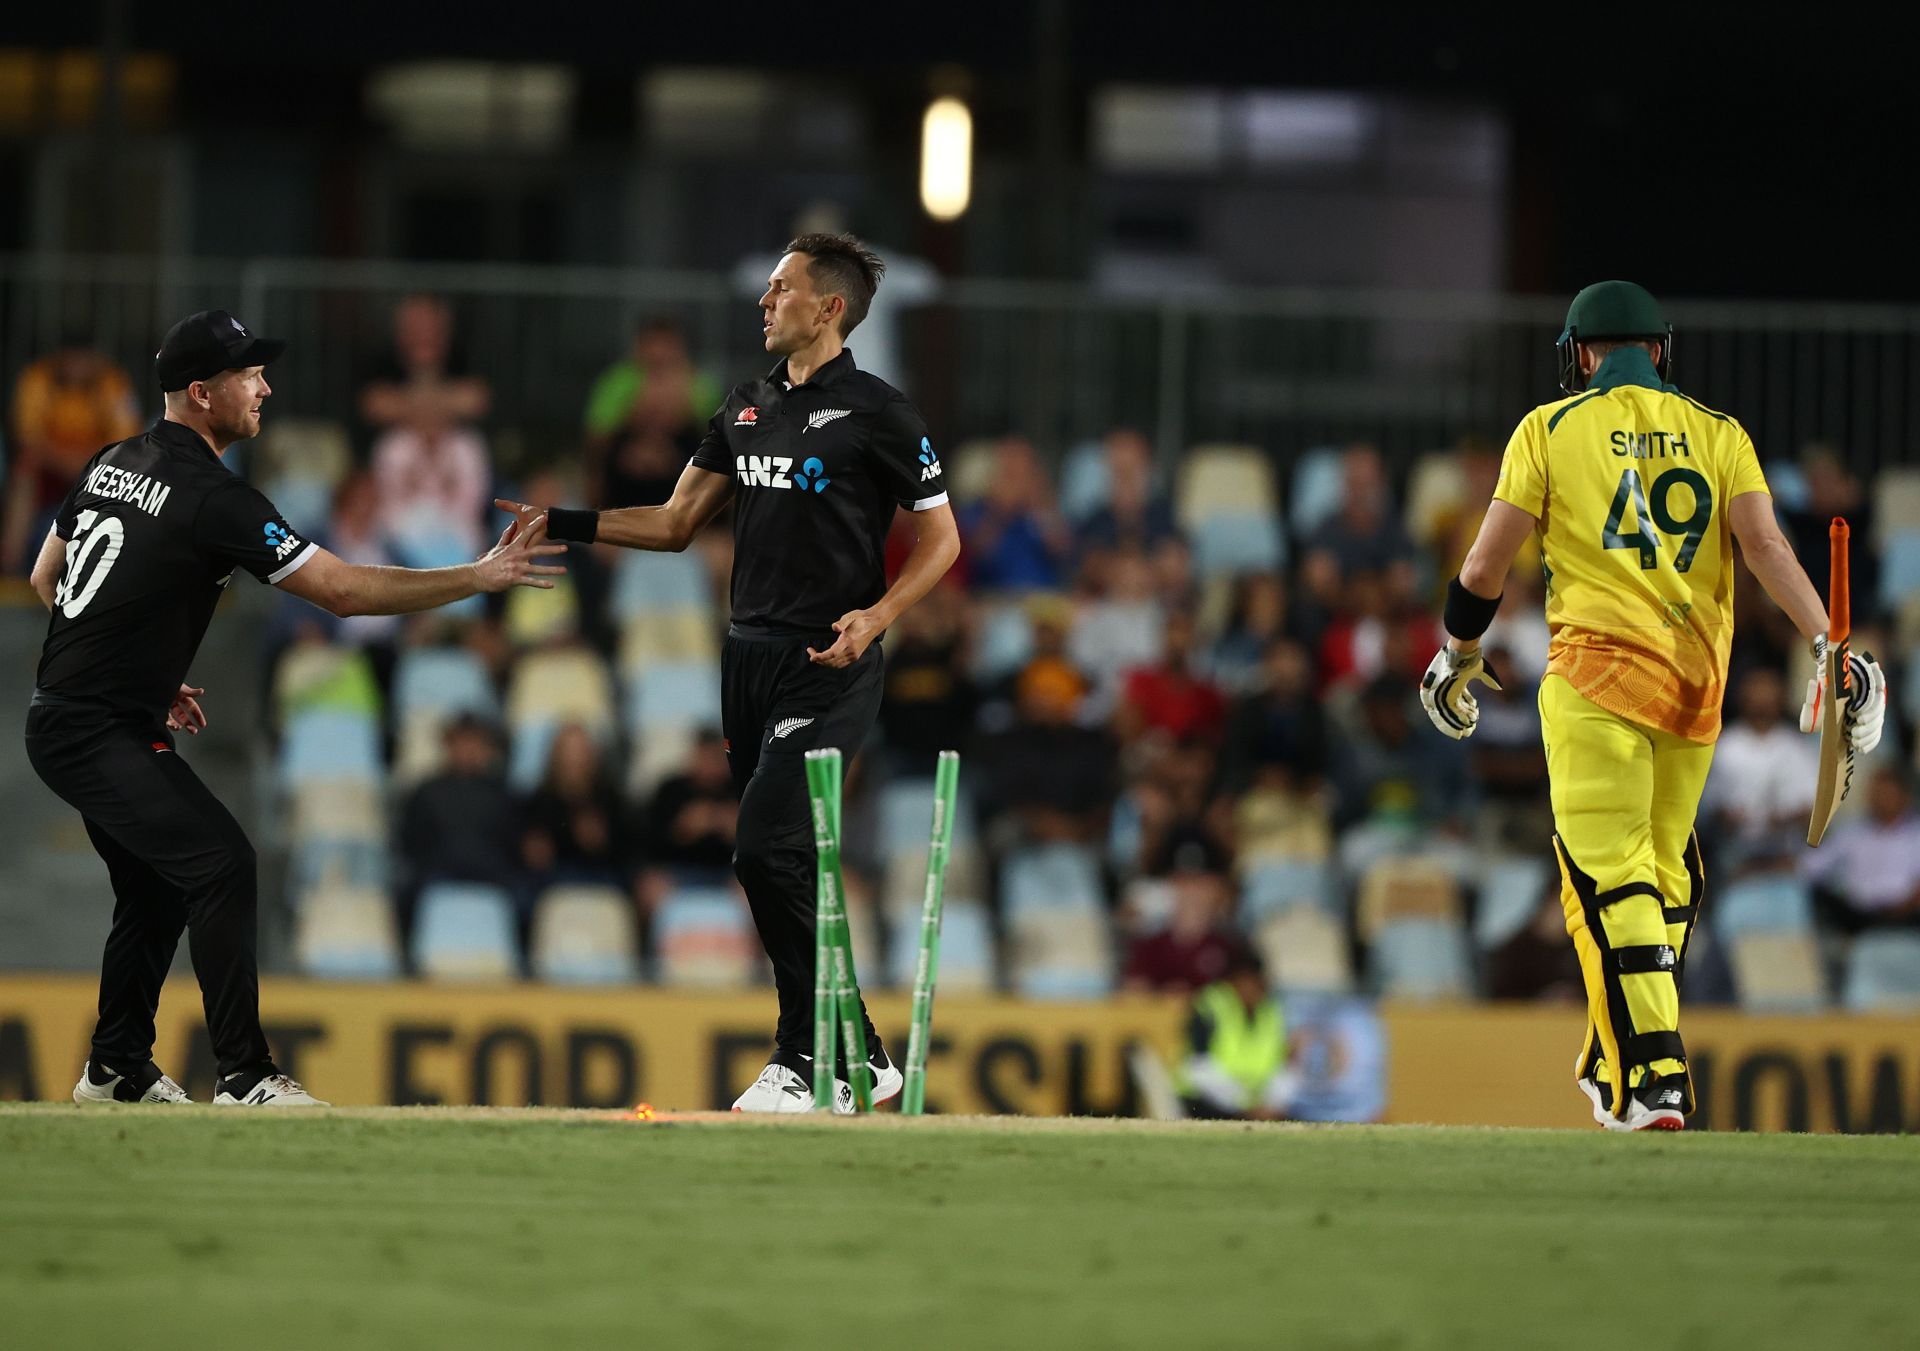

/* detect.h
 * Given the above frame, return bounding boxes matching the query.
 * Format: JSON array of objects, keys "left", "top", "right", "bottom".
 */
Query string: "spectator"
[
  {"left": 878, "top": 585, "right": 976, "bottom": 770},
  {"left": 1123, "top": 832, "right": 1241, "bottom": 993},
  {"left": 1175, "top": 943, "right": 1295, "bottom": 1120},
  {"left": 975, "top": 656, "right": 1116, "bottom": 845},
  {"left": 396, "top": 715, "right": 523, "bottom": 944},
  {"left": 1301, "top": 444, "right": 1418, "bottom": 609},
  {"left": 323, "top": 470, "right": 403, "bottom": 659},
  {"left": 1783, "top": 445, "right": 1878, "bottom": 618},
  {"left": 1703, "top": 667, "right": 1819, "bottom": 874},
  {"left": 1332, "top": 675, "right": 1475, "bottom": 832},
  {"left": 643, "top": 729, "right": 739, "bottom": 876},
  {"left": 583, "top": 317, "right": 723, "bottom": 509},
  {"left": 1802, "top": 766, "right": 1920, "bottom": 933},
  {"left": 1485, "top": 888, "right": 1584, "bottom": 1001},
  {"left": 3, "top": 335, "right": 141, "bottom": 571},
  {"left": 1468, "top": 644, "right": 1549, "bottom": 845},
  {"left": 957, "top": 437, "right": 1071, "bottom": 592},
  {"left": 1074, "top": 428, "right": 1176, "bottom": 559},
  {"left": 1316, "top": 568, "right": 1441, "bottom": 693},
  {"left": 522, "top": 724, "right": 628, "bottom": 889},
  {"left": 1068, "top": 547, "right": 1163, "bottom": 717},
  {"left": 1206, "top": 572, "right": 1290, "bottom": 696},
  {"left": 361, "top": 296, "right": 494, "bottom": 557},
  {"left": 1220, "top": 638, "right": 1329, "bottom": 794},
  {"left": 1118, "top": 611, "right": 1227, "bottom": 745}
]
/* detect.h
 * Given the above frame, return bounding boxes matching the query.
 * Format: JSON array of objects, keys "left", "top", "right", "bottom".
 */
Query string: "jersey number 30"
[
  {"left": 1601, "top": 467, "right": 1712, "bottom": 573},
  {"left": 55, "top": 508, "right": 126, "bottom": 618}
]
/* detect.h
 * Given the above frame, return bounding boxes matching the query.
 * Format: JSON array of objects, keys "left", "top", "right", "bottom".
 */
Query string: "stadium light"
[{"left": 920, "top": 96, "right": 972, "bottom": 222}]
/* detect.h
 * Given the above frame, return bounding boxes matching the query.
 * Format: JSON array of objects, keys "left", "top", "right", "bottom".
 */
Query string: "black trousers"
[
  {"left": 25, "top": 703, "right": 272, "bottom": 1079},
  {"left": 721, "top": 632, "right": 885, "bottom": 1059}
]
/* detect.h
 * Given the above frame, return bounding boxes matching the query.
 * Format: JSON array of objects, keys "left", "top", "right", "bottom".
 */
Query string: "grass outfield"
[{"left": 4, "top": 1107, "right": 1918, "bottom": 1351}]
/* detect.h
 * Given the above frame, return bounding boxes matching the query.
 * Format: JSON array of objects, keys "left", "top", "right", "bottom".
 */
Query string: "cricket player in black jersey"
[
  {"left": 503, "top": 234, "right": 961, "bottom": 1111},
  {"left": 27, "top": 310, "right": 564, "bottom": 1107}
]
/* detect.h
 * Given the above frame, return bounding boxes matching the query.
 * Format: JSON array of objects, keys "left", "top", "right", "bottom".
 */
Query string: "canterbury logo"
[
  {"left": 772, "top": 717, "right": 814, "bottom": 740},
  {"left": 805, "top": 409, "right": 851, "bottom": 433}
]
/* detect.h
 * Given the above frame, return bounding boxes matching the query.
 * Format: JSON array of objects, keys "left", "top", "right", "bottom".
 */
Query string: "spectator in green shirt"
[{"left": 583, "top": 317, "right": 723, "bottom": 509}]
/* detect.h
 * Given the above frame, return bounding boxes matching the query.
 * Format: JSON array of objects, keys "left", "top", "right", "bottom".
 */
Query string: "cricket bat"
[{"left": 1807, "top": 518, "right": 1854, "bottom": 846}]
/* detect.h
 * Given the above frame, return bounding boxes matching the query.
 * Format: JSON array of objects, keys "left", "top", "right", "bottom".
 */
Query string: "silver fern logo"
[
  {"left": 805, "top": 409, "right": 851, "bottom": 433},
  {"left": 772, "top": 717, "right": 815, "bottom": 740}
]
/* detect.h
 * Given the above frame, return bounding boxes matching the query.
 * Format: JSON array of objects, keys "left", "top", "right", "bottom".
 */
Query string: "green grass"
[{"left": 3, "top": 1106, "right": 1918, "bottom": 1351}]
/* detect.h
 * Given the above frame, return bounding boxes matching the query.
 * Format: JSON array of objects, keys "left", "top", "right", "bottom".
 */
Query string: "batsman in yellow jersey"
[{"left": 1421, "top": 281, "right": 1890, "bottom": 1130}]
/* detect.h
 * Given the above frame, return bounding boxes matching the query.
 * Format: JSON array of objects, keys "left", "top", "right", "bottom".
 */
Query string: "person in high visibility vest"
[{"left": 1175, "top": 944, "right": 1296, "bottom": 1120}]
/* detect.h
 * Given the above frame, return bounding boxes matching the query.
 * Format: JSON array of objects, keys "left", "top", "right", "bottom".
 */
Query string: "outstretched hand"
[{"left": 475, "top": 507, "right": 568, "bottom": 593}]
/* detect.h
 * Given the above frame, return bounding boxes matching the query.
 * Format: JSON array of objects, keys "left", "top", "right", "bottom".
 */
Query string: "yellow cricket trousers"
[{"left": 1538, "top": 674, "right": 1713, "bottom": 1118}]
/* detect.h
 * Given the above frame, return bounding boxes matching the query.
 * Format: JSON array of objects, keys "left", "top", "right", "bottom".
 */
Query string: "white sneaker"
[
  {"left": 732, "top": 1062, "right": 845, "bottom": 1114},
  {"left": 1601, "top": 1076, "right": 1687, "bottom": 1133},
  {"left": 1576, "top": 1074, "right": 1611, "bottom": 1127},
  {"left": 856, "top": 1045, "right": 905, "bottom": 1109},
  {"left": 212, "top": 1072, "right": 329, "bottom": 1107},
  {"left": 72, "top": 1061, "right": 191, "bottom": 1105}
]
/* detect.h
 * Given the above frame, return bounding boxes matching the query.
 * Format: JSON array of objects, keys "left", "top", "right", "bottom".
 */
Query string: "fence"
[{"left": 4, "top": 254, "right": 1920, "bottom": 473}]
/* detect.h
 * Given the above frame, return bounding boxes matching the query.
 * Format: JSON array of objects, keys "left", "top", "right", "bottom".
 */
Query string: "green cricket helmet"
[{"left": 1556, "top": 280, "right": 1673, "bottom": 395}]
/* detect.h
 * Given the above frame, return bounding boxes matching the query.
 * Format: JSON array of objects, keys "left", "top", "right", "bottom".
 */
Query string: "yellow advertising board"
[{"left": 2, "top": 975, "right": 1916, "bottom": 1132}]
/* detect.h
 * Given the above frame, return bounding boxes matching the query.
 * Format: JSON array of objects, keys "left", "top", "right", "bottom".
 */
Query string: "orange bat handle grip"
[{"left": 1829, "top": 518, "right": 1850, "bottom": 645}]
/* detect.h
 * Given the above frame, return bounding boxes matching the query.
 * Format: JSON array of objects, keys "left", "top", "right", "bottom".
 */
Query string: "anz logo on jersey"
[
  {"left": 264, "top": 521, "right": 303, "bottom": 562},
  {"left": 736, "top": 455, "right": 831, "bottom": 495}
]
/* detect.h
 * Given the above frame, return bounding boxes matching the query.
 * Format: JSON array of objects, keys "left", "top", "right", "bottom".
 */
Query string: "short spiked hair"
[{"left": 783, "top": 232, "right": 886, "bottom": 335}]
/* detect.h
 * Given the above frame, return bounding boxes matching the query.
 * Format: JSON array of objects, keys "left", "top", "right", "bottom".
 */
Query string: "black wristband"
[
  {"left": 1443, "top": 577, "right": 1502, "bottom": 641},
  {"left": 545, "top": 507, "right": 599, "bottom": 544}
]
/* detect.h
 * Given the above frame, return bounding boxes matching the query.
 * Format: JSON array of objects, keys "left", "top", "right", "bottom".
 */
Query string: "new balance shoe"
[
  {"left": 72, "top": 1059, "right": 191, "bottom": 1105},
  {"left": 1576, "top": 1073, "right": 1613, "bottom": 1127},
  {"left": 732, "top": 1061, "right": 847, "bottom": 1114},
  {"left": 212, "top": 1069, "right": 328, "bottom": 1107},
  {"left": 1603, "top": 1074, "right": 1688, "bottom": 1133},
  {"left": 856, "top": 1041, "right": 904, "bottom": 1109}
]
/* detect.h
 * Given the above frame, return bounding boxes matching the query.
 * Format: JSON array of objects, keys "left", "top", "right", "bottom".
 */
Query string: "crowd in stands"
[{"left": 9, "top": 298, "right": 1920, "bottom": 1012}]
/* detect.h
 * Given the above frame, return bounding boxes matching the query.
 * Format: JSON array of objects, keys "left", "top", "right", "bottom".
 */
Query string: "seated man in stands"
[
  {"left": 1175, "top": 944, "right": 1295, "bottom": 1121},
  {"left": 1802, "top": 766, "right": 1920, "bottom": 933}
]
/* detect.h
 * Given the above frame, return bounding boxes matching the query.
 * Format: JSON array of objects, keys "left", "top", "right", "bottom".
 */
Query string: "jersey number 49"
[{"left": 1600, "top": 467, "right": 1713, "bottom": 573}]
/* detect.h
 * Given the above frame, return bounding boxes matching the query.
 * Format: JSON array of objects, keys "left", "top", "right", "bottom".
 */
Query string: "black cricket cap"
[{"left": 155, "top": 310, "right": 287, "bottom": 392}]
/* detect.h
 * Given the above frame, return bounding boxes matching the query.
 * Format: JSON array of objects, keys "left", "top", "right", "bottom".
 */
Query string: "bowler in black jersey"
[{"left": 506, "top": 233, "right": 961, "bottom": 1111}]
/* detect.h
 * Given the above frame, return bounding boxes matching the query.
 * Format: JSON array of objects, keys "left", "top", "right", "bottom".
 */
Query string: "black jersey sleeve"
[
  {"left": 52, "top": 450, "right": 109, "bottom": 540},
  {"left": 689, "top": 405, "right": 732, "bottom": 476},
  {"left": 866, "top": 396, "right": 948, "bottom": 510},
  {"left": 194, "top": 480, "right": 317, "bottom": 584}
]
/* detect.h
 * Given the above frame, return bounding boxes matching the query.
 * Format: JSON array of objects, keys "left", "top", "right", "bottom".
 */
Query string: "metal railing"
[{"left": 4, "top": 254, "right": 1919, "bottom": 474}]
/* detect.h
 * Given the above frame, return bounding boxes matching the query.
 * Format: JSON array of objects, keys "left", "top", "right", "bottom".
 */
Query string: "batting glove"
[
  {"left": 1800, "top": 635, "right": 1888, "bottom": 755},
  {"left": 1420, "top": 644, "right": 1502, "bottom": 741}
]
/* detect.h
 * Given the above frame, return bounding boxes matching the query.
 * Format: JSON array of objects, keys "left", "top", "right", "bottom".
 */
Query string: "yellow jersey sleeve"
[
  {"left": 1493, "top": 408, "right": 1549, "bottom": 518},
  {"left": 1726, "top": 422, "right": 1769, "bottom": 501}
]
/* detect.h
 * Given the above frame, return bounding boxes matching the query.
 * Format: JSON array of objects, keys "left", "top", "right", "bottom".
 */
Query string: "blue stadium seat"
[
  {"left": 289, "top": 838, "right": 390, "bottom": 894},
  {"left": 1058, "top": 439, "right": 1112, "bottom": 523},
  {"left": 279, "top": 710, "right": 382, "bottom": 786},
  {"left": 1288, "top": 446, "right": 1345, "bottom": 539},
  {"left": 1842, "top": 932, "right": 1920, "bottom": 1011},
  {"left": 1001, "top": 844, "right": 1105, "bottom": 918},
  {"left": 654, "top": 886, "right": 760, "bottom": 986},
  {"left": 886, "top": 897, "right": 995, "bottom": 993},
  {"left": 626, "top": 662, "right": 723, "bottom": 737},
  {"left": 508, "top": 721, "right": 559, "bottom": 792},
  {"left": 261, "top": 476, "right": 334, "bottom": 536},
  {"left": 392, "top": 647, "right": 498, "bottom": 725},
  {"left": 1879, "top": 529, "right": 1920, "bottom": 614},
  {"left": 388, "top": 532, "right": 485, "bottom": 620},
  {"left": 612, "top": 550, "right": 711, "bottom": 618},
  {"left": 970, "top": 600, "right": 1034, "bottom": 682},
  {"left": 1191, "top": 514, "right": 1286, "bottom": 578},
  {"left": 412, "top": 882, "right": 518, "bottom": 980},
  {"left": 1370, "top": 917, "right": 1473, "bottom": 1000},
  {"left": 880, "top": 777, "right": 977, "bottom": 852},
  {"left": 1714, "top": 875, "right": 1814, "bottom": 939},
  {"left": 1474, "top": 857, "right": 1551, "bottom": 949},
  {"left": 1240, "top": 860, "right": 1335, "bottom": 920}
]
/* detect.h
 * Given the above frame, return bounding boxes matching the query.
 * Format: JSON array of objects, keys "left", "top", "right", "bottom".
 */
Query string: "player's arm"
[
  {"left": 504, "top": 463, "right": 734, "bottom": 555},
  {"left": 28, "top": 527, "right": 64, "bottom": 609},
  {"left": 1729, "top": 491, "right": 1886, "bottom": 752},
  {"left": 808, "top": 500, "right": 960, "bottom": 668},
  {"left": 1419, "top": 499, "right": 1535, "bottom": 739},
  {"left": 279, "top": 518, "right": 565, "bottom": 618}
]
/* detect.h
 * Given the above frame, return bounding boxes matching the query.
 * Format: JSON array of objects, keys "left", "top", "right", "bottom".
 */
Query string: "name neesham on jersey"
[
  {"left": 1610, "top": 429, "right": 1691, "bottom": 460},
  {"left": 84, "top": 463, "right": 172, "bottom": 517}
]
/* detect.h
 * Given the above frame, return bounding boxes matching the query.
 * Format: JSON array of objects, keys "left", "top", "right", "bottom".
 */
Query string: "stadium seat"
[
  {"left": 289, "top": 837, "right": 390, "bottom": 895},
  {"left": 1001, "top": 843, "right": 1105, "bottom": 918},
  {"left": 1370, "top": 917, "right": 1474, "bottom": 1001},
  {"left": 1287, "top": 446, "right": 1344, "bottom": 539},
  {"left": 611, "top": 549, "right": 711, "bottom": 618},
  {"left": 296, "top": 883, "right": 402, "bottom": 980},
  {"left": 504, "top": 577, "right": 584, "bottom": 648},
  {"left": 969, "top": 599, "right": 1035, "bottom": 681},
  {"left": 1841, "top": 932, "right": 1920, "bottom": 1011},
  {"left": 624, "top": 722, "right": 699, "bottom": 799},
  {"left": 1240, "top": 860, "right": 1335, "bottom": 920},
  {"left": 879, "top": 777, "right": 978, "bottom": 852},
  {"left": 253, "top": 417, "right": 352, "bottom": 486},
  {"left": 885, "top": 897, "right": 995, "bottom": 993},
  {"left": 1357, "top": 857, "right": 1464, "bottom": 942},
  {"left": 625, "top": 661, "right": 723, "bottom": 735},
  {"left": 1057, "top": 439, "right": 1112, "bottom": 523},
  {"left": 1873, "top": 467, "right": 1920, "bottom": 543},
  {"left": 1191, "top": 513, "right": 1286, "bottom": 579},
  {"left": 618, "top": 609, "right": 718, "bottom": 674},
  {"left": 289, "top": 778, "right": 385, "bottom": 844},
  {"left": 1404, "top": 451, "right": 1468, "bottom": 548},
  {"left": 261, "top": 476, "right": 335, "bottom": 535},
  {"left": 1006, "top": 909, "right": 1114, "bottom": 999},
  {"left": 529, "top": 885, "right": 640, "bottom": 984},
  {"left": 274, "top": 642, "right": 382, "bottom": 726},
  {"left": 1764, "top": 460, "right": 1809, "bottom": 515},
  {"left": 279, "top": 709, "right": 383, "bottom": 787},
  {"left": 1254, "top": 905, "right": 1354, "bottom": 994},
  {"left": 506, "top": 648, "right": 618, "bottom": 735},
  {"left": 1879, "top": 529, "right": 1920, "bottom": 615},
  {"left": 1727, "top": 932, "right": 1827, "bottom": 1012},
  {"left": 944, "top": 438, "right": 1000, "bottom": 506},
  {"left": 1474, "top": 857, "right": 1551, "bottom": 950},
  {"left": 1714, "top": 875, "right": 1814, "bottom": 939},
  {"left": 413, "top": 882, "right": 519, "bottom": 981},
  {"left": 392, "top": 647, "right": 498, "bottom": 726},
  {"left": 1176, "top": 445, "right": 1277, "bottom": 530},
  {"left": 655, "top": 886, "right": 761, "bottom": 987}
]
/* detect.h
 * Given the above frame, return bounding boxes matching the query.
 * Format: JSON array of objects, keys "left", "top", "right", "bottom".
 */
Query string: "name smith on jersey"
[{"left": 83, "top": 463, "right": 172, "bottom": 517}]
